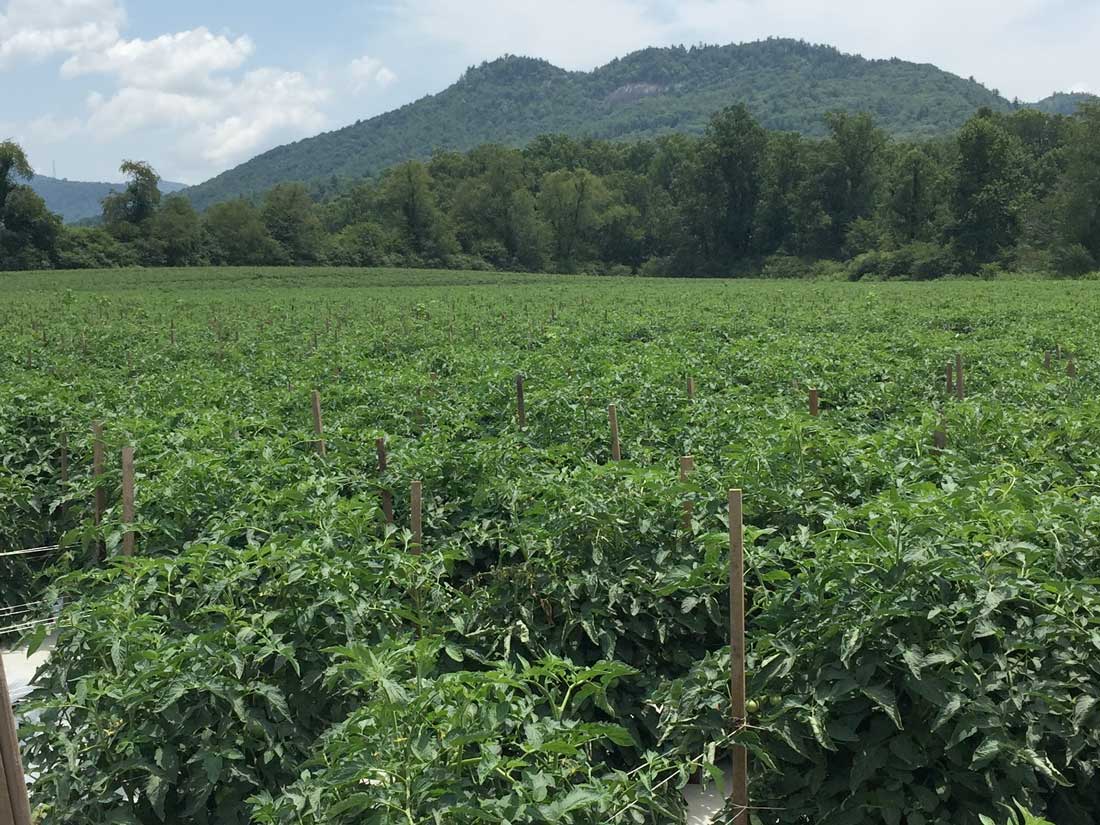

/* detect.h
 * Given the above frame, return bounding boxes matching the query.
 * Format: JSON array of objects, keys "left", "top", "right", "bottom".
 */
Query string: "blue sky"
[{"left": 2, "top": 0, "right": 1097, "bottom": 185}]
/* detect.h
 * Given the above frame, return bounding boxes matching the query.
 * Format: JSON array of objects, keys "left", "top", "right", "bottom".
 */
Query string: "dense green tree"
[
  {"left": 0, "top": 140, "right": 34, "bottom": 213},
  {"left": 1, "top": 186, "right": 61, "bottom": 269},
  {"left": 380, "top": 162, "right": 457, "bottom": 261},
  {"left": 0, "top": 141, "right": 61, "bottom": 270},
  {"left": 56, "top": 226, "right": 138, "bottom": 269},
  {"left": 681, "top": 105, "right": 767, "bottom": 263},
  {"left": 151, "top": 196, "right": 203, "bottom": 266},
  {"left": 1058, "top": 103, "right": 1100, "bottom": 267},
  {"left": 262, "top": 183, "right": 324, "bottom": 264},
  {"left": 537, "top": 168, "right": 608, "bottom": 271},
  {"left": 952, "top": 113, "right": 1027, "bottom": 267},
  {"left": 205, "top": 199, "right": 281, "bottom": 265},
  {"left": 884, "top": 147, "right": 945, "bottom": 243},
  {"left": 449, "top": 146, "right": 547, "bottom": 268},
  {"left": 102, "top": 160, "right": 162, "bottom": 228},
  {"left": 324, "top": 221, "right": 396, "bottom": 267},
  {"left": 821, "top": 112, "right": 888, "bottom": 255}
]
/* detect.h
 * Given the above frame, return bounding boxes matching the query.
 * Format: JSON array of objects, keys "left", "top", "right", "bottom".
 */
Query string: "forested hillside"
[
  {"left": 185, "top": 39, "right": 1094, "bottom": 210},
  {"left": 28, "top": 176, "right": 186, "bottom": 223}
]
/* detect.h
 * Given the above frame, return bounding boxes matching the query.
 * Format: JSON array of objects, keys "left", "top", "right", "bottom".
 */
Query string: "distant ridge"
[
  {"left": 28, "top": 175, "right": 187, "bottom": 224},
  {"left": 183, "top": 38, "right": 1096, "bottom": 210}
]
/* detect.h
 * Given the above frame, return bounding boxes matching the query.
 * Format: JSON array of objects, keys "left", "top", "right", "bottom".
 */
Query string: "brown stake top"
[
  {"left": 808, "top": 388, "right": 820, "bottom": 417},
  {"left": 516, "top": 374, "right": 526, "bottom": 430},
  {"left": 311, "top": 390, "right": 326, "bottom": 456},
  {"left": 679, "top": 455, "right": 695, "bottom": 534},
  {"left": 121, "top": 446, "right": 135, "bottom": 556},
  {"left": 608, "top": 404, "right": 621, "bottom": 462},
  {"left": 410, "top": 480, "right": 423, "bottom": 555}
]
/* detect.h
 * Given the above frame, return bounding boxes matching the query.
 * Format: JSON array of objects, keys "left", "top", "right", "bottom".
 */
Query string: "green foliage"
[
  {"left": 4, "top": 270, "right": 1100, "bottom": 824},
  {"left": 253, "top": 641, "right": 682, "bottom": 824},
  {"left": 262, "top": 183, "right": 325, "bottom": 264},
  {"left": 55, "top": 226, "right": 139, "bottom": 269},
  {"left": 953, "top": 114, "right": 1028, "bottom": 269},
  {"left": 103, "top": 160, "right": 163, "bottom": 228},
  {"left": 204, "top": 199, "right": 282, "bottom": 265}
]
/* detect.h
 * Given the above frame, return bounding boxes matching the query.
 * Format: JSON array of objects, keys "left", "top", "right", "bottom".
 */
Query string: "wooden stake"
[
  {"left": 169, "top": 319, "right": 176, "bottom": 347},
  {"left": 516, "top": 374, "right": 526, "bottom": 430},
  {"left": 955, "top": 353, "right": 965, "bottom": 400},
  {"left": 808, "top": 388, "right": 820, "bottom": 417},
  {"left": 376, "top": 437, "right": 394, "bottom": 524},
  {"left": 608, "top": 404, "right": 621, "bottom": 462},
  {"left": 121, "top": 446, "right": 135, "bottom": 556},
  {"left": 728, "top": 489, "right": 748, "bottom": 824},
  {"left": 410, "top": 480, "right": 422, "bottom": 555},
  {"left": 59, "top": 432, "right": 69, "bottom": 485},
  {"left": 946, "top": 362, "right": 954, "bottom": 394},
  {"left": 1068, "top": 358, "right": 1077, "bottom": 378},
  {"left": 311, "top": 390, "right": 326, "bottom": 456},
  {"left": 679, "top": 456, "right": 694, "bottom": 534},
  {"left": 0, "top": 656, "right": 34, "bottom": 825},
  {"left": 1044, "top": 350, "right": 1052, "bottom": 371},
  {"left": 687, "top": 376, "right": 696, "bottom": 400},
  {"left": 933, "top": 424, "right": 947, "bottom": 453},
  {"left": 92, "top": 421, "right": 106, "bottom": 531}
]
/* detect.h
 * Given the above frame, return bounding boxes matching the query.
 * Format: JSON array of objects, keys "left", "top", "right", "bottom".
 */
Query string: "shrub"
[{"left": 1052, "top": 244, "right": 1096, "bottom": 277}]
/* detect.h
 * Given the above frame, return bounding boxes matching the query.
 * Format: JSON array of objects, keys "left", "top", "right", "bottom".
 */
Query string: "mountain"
[
  {"left": 183, "top": 38, "right": 1080, "bottom": 210},
  {"left": 29, "top": 175, "right": 187, "bottom": 223},
  {"left": 1028, "top": 92, "right": 1097, "bottom": 116}
]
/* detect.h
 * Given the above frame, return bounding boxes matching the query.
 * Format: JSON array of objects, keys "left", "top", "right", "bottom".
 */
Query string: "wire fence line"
[{"left": 0, "top": 542, "right": 85, "bottom": 559}]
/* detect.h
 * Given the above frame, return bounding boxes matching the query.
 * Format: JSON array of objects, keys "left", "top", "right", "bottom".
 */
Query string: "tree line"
[{"left": 2, "top": 103, "right": 1099, "bottom": 278}]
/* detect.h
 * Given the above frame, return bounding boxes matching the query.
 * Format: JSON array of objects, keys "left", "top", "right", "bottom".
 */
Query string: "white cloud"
[
  {"left": 0, "top": 0, "right": 333, "bottom": 178},
  {"left": 189, "top": 69, "right": 330, "bottom": 166},
  {"left": 85, "top": 68, "right": 330, "bottom": 169},
  {"left": 61, "top": 27, "right": 254, "bottom": 93},
  {"left": 349, "top": 54, "right": 397, "bottom": 92},
  {"left": 0, "top": 0, "right": 124, "bottom": 64}
]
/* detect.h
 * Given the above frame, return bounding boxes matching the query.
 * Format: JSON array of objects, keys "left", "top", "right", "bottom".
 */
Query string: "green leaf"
[
  {"left": 809, "top": 706, "right": 837, "bottom": 752},
  {"left": 860, "top": 685, "right": 902, "bottom": 730}
]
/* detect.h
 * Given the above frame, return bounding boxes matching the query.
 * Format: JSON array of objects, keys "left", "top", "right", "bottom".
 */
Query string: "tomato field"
[{"left": 2, "top": 267, "right": 1099, "bottom": 824}]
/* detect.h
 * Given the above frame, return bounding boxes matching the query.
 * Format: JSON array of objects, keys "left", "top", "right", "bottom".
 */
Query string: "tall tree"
[
  {"left": 884, "top": 147, "right": 944, "bottom": 243},
  {"left": 1058, "top": 103, "right": 1100, "bottom": 267},
  {"left": 380, "top": 161, "right": 456, "bottom": 261},
  {"left": 151, "top": 195, "right": 203, "bottom": 266},
  {"left": 0, "top": 140, "right": 34, "bottom": 214},
  {"left": 821, "top": 112, "right": 887, "bottom": 255},
  {"left": 537, "top": 168, "right": 607, "bottom": 271},
  {"left": 102, "top": 160, "right": 162, "bottom": 228},
  {"left": 693, "top": 105, "right": 767, "bottom": 260},
  {"left": 204, "top": 199, "right": 280, "bottom": 265},
  {"left": 952, "top": 112, "right": 1026, "bottom": 267},
  {"left": 0, "top": 140, "right": 60, "bottom": 270},
  {"left": 262, "top": 183, "right": 324, "bottom": 264}
]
